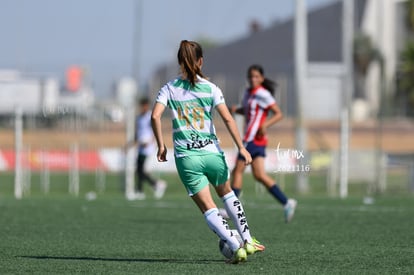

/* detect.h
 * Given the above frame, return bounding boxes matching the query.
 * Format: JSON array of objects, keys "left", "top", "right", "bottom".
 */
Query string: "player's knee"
[
  {"left": 253, "top": 172, "right": 266, "bottom": 183},
  {"left": 215, "top": 182, "right": 232, "bottom": 197}
]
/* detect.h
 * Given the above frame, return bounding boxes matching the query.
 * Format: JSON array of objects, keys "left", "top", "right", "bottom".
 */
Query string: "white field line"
[{"left": 127, "top": 201, "right": 412, "bottom": 213}]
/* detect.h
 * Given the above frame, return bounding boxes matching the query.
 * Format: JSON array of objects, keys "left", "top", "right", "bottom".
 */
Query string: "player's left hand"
[{"left": 239, "top": 147, "right": 252, "bottom": 166}]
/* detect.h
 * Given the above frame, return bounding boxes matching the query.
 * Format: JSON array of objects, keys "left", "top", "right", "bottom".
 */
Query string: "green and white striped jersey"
[{"left": 156, "top": 76, "right": 225, "bottom": 158}]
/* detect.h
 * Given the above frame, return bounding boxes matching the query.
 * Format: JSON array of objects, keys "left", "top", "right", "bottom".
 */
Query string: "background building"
[{"left": 151, "top": 0, "right": 406, "bottom": 121}]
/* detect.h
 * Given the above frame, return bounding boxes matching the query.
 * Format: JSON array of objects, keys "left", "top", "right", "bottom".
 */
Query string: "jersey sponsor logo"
[
  {"left": 221, "top": 217, "right": 230, "bottom": 230},
  {"left": 233, "top": 200, "right": 250, "bottom": 233},
  {"left": 186, "top": 133, "right": 213, "bottom": 150}
]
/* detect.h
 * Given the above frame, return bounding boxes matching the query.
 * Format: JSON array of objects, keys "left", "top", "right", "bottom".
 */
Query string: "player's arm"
[
  {"left": 257, "top": 103, "right": 283, "bottom": 137},
  {"left": 151, "top": 102, "right": 167, "bottom": 162},
  {"left": 216, "top": 104, "right": 252, "bottom": 165}
]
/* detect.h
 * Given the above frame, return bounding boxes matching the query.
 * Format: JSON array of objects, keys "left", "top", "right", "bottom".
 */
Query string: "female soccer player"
[
  {"left": 231, "top": 65, "right": 297, "bottom": 223},
  {"left": 151, "top": 40, "right": 264, "bottom": 263}
]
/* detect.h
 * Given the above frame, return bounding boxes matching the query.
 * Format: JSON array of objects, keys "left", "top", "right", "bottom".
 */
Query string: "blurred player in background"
[
  {"left": 230, "top": 65, "right": 297, "bottom": 223},
  {"left": 151, "top": 40, "right": 265, "bottom": 263},
  {"left": 127, "top": 97, "right": 167, "bottom": 200}
]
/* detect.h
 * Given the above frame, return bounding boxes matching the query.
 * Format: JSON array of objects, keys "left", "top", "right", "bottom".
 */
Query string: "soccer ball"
[{"left": 218, "top": 230, "right": 243, "bottom": 259}]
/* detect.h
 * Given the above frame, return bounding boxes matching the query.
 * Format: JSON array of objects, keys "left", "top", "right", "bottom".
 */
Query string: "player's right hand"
[
  {"left": 230, "top": 105, "right": 238, "bottom": 114},
  {"left": 157, "top": 145, "right": 168, "bottom": 162},
  {"left": 239, "top": 148, "right": 252, "bottom": 165}
]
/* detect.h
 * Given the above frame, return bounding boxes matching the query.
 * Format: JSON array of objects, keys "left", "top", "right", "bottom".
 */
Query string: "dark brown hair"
[
  {"left": 177, "top": 40, "right": 206, "bottom": 87},
  {"left": 247, "top": 64, "right": 277, "bottom": 95},
  {"left": 139, "top": 97, "right": 150, "bottom": 106}
]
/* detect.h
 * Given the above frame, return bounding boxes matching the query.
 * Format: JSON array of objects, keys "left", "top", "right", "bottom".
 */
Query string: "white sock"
[
  {"left": 222, "top": 191, "right": 253, "bottom": 244},
  {"left": 204, "top": 208, "right": 240, "bottom": 251}
]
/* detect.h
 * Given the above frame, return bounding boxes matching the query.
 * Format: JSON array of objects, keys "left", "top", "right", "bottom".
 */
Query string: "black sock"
[
  {"left": 232, "top": 188, "right": 241, "bottom": 197},
  {"left": 268, "top": 184, "right": 288, "bottom": 205}
]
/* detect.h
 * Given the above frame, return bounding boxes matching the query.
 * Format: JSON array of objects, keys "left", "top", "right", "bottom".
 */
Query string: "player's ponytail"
[
  {"left": 177, "top": 40, "right": 206, "bottom": 87},
  {"left": 262, "top": 78, "right": 276, "bottom": 96},
  {"left": 247, "top": 64, "right": 277, "bottom": 95}
]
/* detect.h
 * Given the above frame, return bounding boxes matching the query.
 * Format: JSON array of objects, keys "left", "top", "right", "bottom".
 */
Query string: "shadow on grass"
[{"left": 18, "top": 255, "right": 224, "bottom": 264}]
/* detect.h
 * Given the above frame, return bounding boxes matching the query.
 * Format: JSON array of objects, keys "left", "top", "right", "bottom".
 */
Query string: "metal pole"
[
  {"left": 125, "top": 105, "right": 136, "bottom": 199},
  {"left": 14, "top": 107, "right": 23, "bottom": 199},
  {"left": 375, "top": 1, "right": 386, "bottom": 194},
  {"left": 339, "top": 0, "right": 354, "bottom": 199},
  {"left": 294, "top": 0, "right": 309, "bottom": 193},
  {"left": 132, "top": 0, "right": 143, "bottom": 83}
]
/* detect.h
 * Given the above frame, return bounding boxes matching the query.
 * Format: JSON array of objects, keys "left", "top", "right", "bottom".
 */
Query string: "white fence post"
[
  {"left": 69, "top": 143, "right": 79, "bottom": 196},
  {"left": 14, "top": 107, "right": 23, "bottom": 199},
  {"left": 378, "top": 153, "right": 387, "bottom": 193},
  {"left": 22, "top": 145, "right": 31, "bottom": 196},
  {"left": 95, "top": 165, "right": 106, "bottom": 194},
  {"left": 339, "top": 108, "right": 349, "bottom": 199},
  {"left": 41, "top": 149, "right": 50, "bottom": 194}
]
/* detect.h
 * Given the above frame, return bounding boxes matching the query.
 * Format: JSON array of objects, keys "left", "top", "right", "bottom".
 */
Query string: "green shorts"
[{"left": 175, "top": 153, "right": 230, "bottom": 196}]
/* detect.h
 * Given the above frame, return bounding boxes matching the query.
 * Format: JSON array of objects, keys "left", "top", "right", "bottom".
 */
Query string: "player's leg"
[
  {"left": 137, "top": 154, "right": 156, "bottom": 187},
  {"left": 131, "top": 155, "right": 145, "bottom": 200},
  {"left": 138, "top": 154, "right": 166, "bottom": 199},
  {"left": 215, "top": 182, "right": 252, "bottom": 243},
  {"left": 231, "top": 159, "right": 246, "bottom": 197},
  {"left": 215, "top": 182, "right": 265, "bottom": 255},
  {"left": 206, "top": 153, "right": 265, "bottom": 255},
  {"left": 231, "top": 141, "right": 256, "bottom": 197},
  {"left": 251, "top": 156, "right": 297, "bottom": 222},
  {"left": 251, "top": 156, "right": 288, "bottom": 203},
  {"left": 219, "top": 158, "right": 245, "bottom": 219},
  {"left": 176, "top": 156, "right": 245, "bottom": 261},
  {"left": 136, "top": 155, "right": 145, "bottom": 192},
  {"left": 192, "top": 185, "right": 246, "bottom": 262}
]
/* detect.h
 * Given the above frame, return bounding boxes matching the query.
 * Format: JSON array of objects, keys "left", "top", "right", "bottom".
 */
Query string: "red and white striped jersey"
[{"left": 242, "top": 86, "right": 276, "bottom": 146}]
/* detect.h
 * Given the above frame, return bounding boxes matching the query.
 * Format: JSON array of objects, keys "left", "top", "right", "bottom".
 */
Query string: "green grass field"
[{"left": 1, "top": 172, "right": 413, "bottom": 274}]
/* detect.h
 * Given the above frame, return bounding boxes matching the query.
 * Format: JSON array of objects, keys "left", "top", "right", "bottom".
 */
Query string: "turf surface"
[{"left": 0, "top": 173, "right": 413, "bottom": 274}]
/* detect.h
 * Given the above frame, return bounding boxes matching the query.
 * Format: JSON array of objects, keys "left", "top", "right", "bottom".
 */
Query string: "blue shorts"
[{"left": 237, "top": 141, "right": 266, "bottom": 160}]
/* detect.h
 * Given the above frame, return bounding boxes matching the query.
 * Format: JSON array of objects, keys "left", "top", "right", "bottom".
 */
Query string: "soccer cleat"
[
  {"left": 244, "top": 237, "right": 265, "bottom": 255},
  {"left": 126, "top": 192, "right": 146, "bottom": 201},
  {"left": 284, "top": 199, "right": 297, "bottom": 223},
  {"left": 154, "top": 180, "right": 167, "bottom": 199},
  {"left": 126, "top": 192, "right": 135, "bottom": 201},
  {"left": 134, "top": 192, "right": 146, "bottom": 200},
  {"left": 227, "top": 247, "right": 247, "bottom": 264}
]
